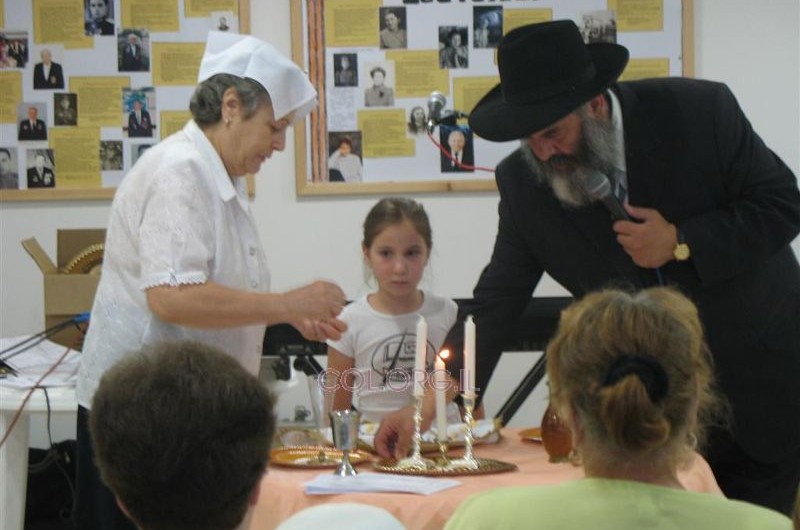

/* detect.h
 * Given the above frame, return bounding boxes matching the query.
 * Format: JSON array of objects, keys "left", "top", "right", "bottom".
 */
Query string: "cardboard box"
[{"left": 22, "top": 229, "right": 105, "bottom": 349}]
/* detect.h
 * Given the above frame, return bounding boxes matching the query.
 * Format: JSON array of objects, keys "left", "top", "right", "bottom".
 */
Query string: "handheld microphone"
[{"left": 583, "top": 170, "right": 630, "bottom": 221}]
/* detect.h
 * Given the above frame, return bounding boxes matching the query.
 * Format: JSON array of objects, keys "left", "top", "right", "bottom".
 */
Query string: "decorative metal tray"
[
  {"left": 273, "top": 426, "right": 330, "bottom": 448},
  {"left": 270, "top": 446, "right": 371, "bottom": 469},
  {"left": 373, "top": 457, "right": 517, "bottom": 476},
  {"left": 518, "top": 427, "right": 543, "bottom": 443}
]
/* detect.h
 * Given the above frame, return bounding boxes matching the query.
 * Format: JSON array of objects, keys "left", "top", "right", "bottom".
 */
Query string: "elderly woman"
[
  {"left": 445, "top": 287, "right": 792, "bottom": 530},
  {"left": 75, "top": 32, "right": 347, "bottom": 530}
]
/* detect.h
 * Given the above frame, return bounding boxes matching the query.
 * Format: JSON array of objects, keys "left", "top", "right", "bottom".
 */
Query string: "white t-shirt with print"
[{"left": 328, "top": 292, "right": 458, "bottom": 422}]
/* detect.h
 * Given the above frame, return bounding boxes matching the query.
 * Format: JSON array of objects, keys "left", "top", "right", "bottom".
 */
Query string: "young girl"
[{"left": 327, "top": 197, "right": 458, "bottom": 424}]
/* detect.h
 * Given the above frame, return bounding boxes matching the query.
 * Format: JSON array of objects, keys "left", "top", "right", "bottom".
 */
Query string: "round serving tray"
[{"left": 373, "top": 457, "right": 517, "bottom": 476}]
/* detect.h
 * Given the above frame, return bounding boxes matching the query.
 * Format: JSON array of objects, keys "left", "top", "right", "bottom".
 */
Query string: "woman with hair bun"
[{"left": 446, "top": 287, "right": 792, "bottom": 530}]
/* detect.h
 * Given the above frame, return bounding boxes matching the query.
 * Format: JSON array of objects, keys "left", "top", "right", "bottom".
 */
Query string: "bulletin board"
[
  {"left": 292, "top": 0, "right": 694, "bottom": 196},
  {"left": 0, "top": 0, "right": 251, "bottom": 202}
]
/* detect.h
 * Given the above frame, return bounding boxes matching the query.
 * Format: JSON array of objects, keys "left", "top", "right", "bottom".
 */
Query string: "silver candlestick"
[
  {"left": 395, "top": 395, "right": 435, "bottom": 470},
  {"left": 446, "top": 394, "right": 479, "bottom": 470}
]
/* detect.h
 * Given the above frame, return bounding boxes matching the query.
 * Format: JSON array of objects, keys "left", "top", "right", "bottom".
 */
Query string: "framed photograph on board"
[
  {"left": 291, "top": 0, "right": 694, "bottom": 196},
  {"left": 0, "top": 0, "right": 252, "bottom": 202}
]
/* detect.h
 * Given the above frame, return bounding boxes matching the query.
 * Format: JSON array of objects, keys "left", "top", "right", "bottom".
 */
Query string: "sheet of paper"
[
  {"left": 304, "top": 472, "right": 461, "bottom": 496},
  {"left": 121, "top": 0, "right": 180, "bottom": 32},
  {"left": 1, "top": 336, "right": 80, "bottom": 389},
  {"left": 151, "top": 42, "right": 205, "bottom": 86}
]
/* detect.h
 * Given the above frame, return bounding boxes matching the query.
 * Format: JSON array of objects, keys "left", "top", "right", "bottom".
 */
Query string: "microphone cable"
[
  {"left": 0, "top": 330, "right": 84, "bottom": 448},
  {"left": 0, "top": 312, "right": 90, "bottom": 372},
  {"left": 26, "top": 386, "right": 77, "bottom": 524},
  {"left": 426, "top": 131, "right": 495, "bottom": 173}
]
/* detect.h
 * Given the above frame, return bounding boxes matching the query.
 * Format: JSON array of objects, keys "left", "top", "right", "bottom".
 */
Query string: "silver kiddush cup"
[{"left": 329, "top": 409, "right": 361, "bottom": 476}]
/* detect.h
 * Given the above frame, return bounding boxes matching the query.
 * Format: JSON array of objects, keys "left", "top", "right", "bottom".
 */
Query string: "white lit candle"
[
  {"left": 435, "top": 351, "right": 449, "bottom": 442},
  {"left": 413, "top": 315, "right": 427, "bottom": 397},
  {"left": 464, "top": 315, "right": 476, "bottom": 399}
]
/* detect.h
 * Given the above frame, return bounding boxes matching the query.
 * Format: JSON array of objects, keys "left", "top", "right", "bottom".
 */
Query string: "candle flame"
[{"left": 439, "top": 349, "right": 450, "bottom": 360}]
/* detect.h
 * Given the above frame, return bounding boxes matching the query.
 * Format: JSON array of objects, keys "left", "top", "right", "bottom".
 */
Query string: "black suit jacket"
[
  {"left": 27, "top": 167, "right": 55, "bottom": 188},
  {"left": 128, "top": 109, "right": 153, "bottom": 137},
  {"left": 85, "top": 19, "right": 114, "bottom": 36},
  {"left": 444, "top": 78, "right": 800, "bottom": 462},
  {"left": 8, "top": 43, "right": 26, "bottom": 67},
  {"left": 33, "top": 62, "right": 64, "bottom": 89},
  {"left": 18, "top": 119, "right": 47, "bottom": 141},
  {"left": 441, "top": 146, "right": 475, "bottom": 173},
  {"left": 121, "top": 44, "right": 144, "bottom": 71}
]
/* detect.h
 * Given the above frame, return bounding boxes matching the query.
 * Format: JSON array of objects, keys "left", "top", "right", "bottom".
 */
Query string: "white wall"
[{"left": 2, "top": 0, "right": 798, "bottom": 443}]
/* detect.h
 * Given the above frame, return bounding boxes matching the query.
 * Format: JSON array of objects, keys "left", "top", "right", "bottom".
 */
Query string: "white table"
[{"left": 0, "top": 384, "right": 77, "bottom": 530}]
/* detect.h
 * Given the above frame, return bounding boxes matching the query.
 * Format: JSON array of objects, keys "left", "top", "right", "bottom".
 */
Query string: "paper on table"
[
  {"left": 425, "top": 419, "right": 497, "bottom": 443},
  {"left": 0, "top": 336, "right": 80, "bottom": 389},
  {"left": 304, "top": 472, "right": 461, "bottom": 496}
]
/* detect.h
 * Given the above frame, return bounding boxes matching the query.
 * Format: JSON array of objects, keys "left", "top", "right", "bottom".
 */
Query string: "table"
[
  {"left": 247, "top": 428, "right": 722, "bottom": 530},
  {"left": 0, "top": 384, "right": 77, "bottom": 530}
]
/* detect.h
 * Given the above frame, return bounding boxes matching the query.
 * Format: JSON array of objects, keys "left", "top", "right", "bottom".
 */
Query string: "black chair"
[{"left": 261, "top": 296, "right": 573, "bottom": 425}]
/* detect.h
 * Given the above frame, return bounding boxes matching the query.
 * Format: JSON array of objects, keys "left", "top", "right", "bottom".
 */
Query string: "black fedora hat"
[{"left": 469, "top": 20, "right": 629, "bottom": 142}]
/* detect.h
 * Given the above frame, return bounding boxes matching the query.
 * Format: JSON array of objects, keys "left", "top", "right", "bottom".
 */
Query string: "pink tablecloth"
[{"left": 247, "top": 428, "right": 721, "bottom": 530}]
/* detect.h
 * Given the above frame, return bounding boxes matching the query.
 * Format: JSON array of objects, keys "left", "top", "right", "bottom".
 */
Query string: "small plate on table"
[
  {"left": 518, "top": 427, "right": 543, "bottom": 443},
  {"left": 270, "top": 446, "right": 371, "bottom": 469}
]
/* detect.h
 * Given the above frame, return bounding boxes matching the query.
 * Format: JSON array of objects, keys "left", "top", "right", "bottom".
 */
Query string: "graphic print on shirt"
[{"left": 370, "top": 332, "right": 432, "bottom": 389}]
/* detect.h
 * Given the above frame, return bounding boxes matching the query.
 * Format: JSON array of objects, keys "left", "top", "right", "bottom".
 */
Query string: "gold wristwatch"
[{"left": 673, "top": 228, "right": 690, "bottom": 261}]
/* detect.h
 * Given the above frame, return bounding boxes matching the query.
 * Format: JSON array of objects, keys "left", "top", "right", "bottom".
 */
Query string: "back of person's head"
[
  {"left": 363, "top": 197, "right": 432, "bottom": 251},
  {"left": 275, "top": 503, "right": 406, "bottom": 530},
  {"left": 90, "top": 341, "right": 276, "bottom": 530},
  {"left": 546, "top": 287, "right": 722, "bottom": 467}
]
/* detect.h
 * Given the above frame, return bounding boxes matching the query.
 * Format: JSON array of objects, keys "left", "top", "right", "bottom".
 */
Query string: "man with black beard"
[{"left": 375, "top": 20, "right": 800, "bottom": 517}]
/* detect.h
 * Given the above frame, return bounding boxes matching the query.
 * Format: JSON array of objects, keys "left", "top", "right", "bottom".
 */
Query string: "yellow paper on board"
[
  {"left": 357, "top": 108, "right": 415, "bottom": 158},
  {"left": 453, "top": 76, "right": 500, "bottom": 122},
  {"left": 160, "top": 110, "right": 192, "bottom": 139},
  {"left": 608, "top": 0, "right": 664, "bottom": 32},
  {"left": 324, "top": 0, "right": 383, "bottom": 48},
  {"left": 152, "top": 42, "right": 205, "bottom": 86},
  {"left": 121, "top": 0, "right": 180, "bottom": 32},
  {"left": 32, "top": 0, "right": 93, "bottom": 48},
  {"left": 386, "top": 50, "right": 449, "bottom": 99},
  {"left": 503, "top": 9, "right": 553, "bottom": 34},
  {"left": 619, "top": 58, "right": 670, "bottom": 81},
  {"left": 69, "top": 77, "right": 131, "bottom": 128},
  {"left": 48, "top": 128, "right": 101, "bottom": 188},
  {"left": 0, "top": 71, "right": 23, "bottom": 124},
  {"left": 184, "top": 0, "right": 238, "bottom": 18}
]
